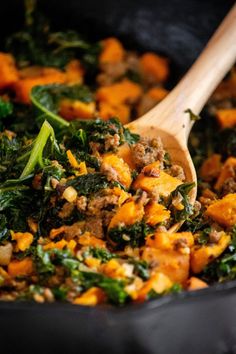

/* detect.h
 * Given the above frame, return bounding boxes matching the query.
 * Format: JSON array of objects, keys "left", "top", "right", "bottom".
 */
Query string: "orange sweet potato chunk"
[
  {"left": 136, "top": 272, "right": 172, "bottom": 302},
  {"left": 14, "top": 67, "right": 66, "bottom": 103},
  {"left": 187, "top": 277, "right": 208, "bottom": 291},
  {"left": 96, "top": 79, "right": 142, "bottom": 105},
  {"left": 99, "top": 37, "right": 125, "bottom": 64},
  {"left": 0, "top": 52, "right": 19, "bottom": 89},
  {"left": 98, "top": 101, "right": 130, "bottom": 125},
  {"left": 74, "top": 287, "right": 106, "bottom": 306},
  {"left": 101, "top": 154, "right": 132, "bottom": 189},
  {"left": 200, "top": 154, "right": 222, "bottom": 182},
  {"left": 108, "top": 200, "right": 144, "bottom": 230},
  {"left": 214, "top": 157, "right": 236, "bottom": 190},
  {"left": 145, "top": 202, "right": 170, "bottom": 226},
  {"left": 216, "top": 109, "right": 236, "bottom": 129},
  {"left": 205, "top": 194, "right": 236, "bottom": 227},
  {"left": 8, "top": 258, "right": 34, "bottom": 277},
  {"left": 65, "top": 59, "right": 84, "bottom": 84},
  {"left": 140, "top": 53, "right": 169, "bottom": 82},
  {"left": 117, "top": 143, "right": 136, "bottom": 170},
  {"left": 146, "top": 231, "right": 194, "bottom": 250},
  {"left": 133, "top": 169, "right": 182, "bottom": 197},
  {"left": 142, "top": 247, "right": 190, "bottom": 284},
  {"left": 191, "top": 232, "right": 231, "bottom": 273},
  {"left": 59, "top": 99, "right": 95, "bottom": 120}
]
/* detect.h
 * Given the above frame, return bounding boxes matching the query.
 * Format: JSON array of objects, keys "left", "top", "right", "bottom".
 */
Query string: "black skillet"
[{"left": 0, "top": 1, "right": 236, "bottom": 353}]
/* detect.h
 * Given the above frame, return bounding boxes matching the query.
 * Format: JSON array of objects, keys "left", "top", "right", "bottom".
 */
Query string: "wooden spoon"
[{"left": 126, "top": 4, "right": 236, "bottom": 231}]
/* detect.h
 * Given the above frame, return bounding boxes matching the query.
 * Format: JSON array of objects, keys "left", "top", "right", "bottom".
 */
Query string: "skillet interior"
[{"left": 0, "top": 1, "right": 235, "bottom": 354}]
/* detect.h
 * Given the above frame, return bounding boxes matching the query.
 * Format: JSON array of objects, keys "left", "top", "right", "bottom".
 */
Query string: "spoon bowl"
[{"left": 126, "top": 4, "right": 236, "bottom": 231}]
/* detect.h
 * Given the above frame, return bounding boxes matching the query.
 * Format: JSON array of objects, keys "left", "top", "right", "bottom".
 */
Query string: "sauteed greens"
[{"left": 0, "top": 0, "right": 235, "bottom": 306}]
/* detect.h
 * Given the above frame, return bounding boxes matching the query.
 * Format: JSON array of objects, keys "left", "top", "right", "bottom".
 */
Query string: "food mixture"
[{"left": 0, "top": 1, "right": 235, "bottom": 306}]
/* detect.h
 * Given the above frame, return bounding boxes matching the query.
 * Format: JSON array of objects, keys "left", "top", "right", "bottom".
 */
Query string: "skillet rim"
[{"left": 0, "top": 278, "right": 236, "bottom": 314}]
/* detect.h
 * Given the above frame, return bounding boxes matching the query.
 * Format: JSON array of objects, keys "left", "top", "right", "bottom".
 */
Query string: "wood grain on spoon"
[{"left": 126, "top": 4, "right": 236, "bottom": 231}]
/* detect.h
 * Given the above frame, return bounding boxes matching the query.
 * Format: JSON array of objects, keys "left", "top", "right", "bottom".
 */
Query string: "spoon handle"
[{"left": 139, "top": 4, "right": 236, "bottom": 141}]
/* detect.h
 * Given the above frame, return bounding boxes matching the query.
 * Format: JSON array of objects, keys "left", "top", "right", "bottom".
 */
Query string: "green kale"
[
  {"left": 170, "top": 182, "right": 195, "bottom": 222},
  {"left": 0, "top": 98, "right": 13, "bottom": 130},
  {"left": 0, "top": 134, "right": 22, "bottom": 180},
  {"left": 185, "top": 109, "right": 201, "bottom": 121},
  {"left": 80, "top": 272, "right": 128, "bottom": 305},
  {"left": 65, "top": 118, "right": 139, "bottom": 154},
  {"left": 20, "top": 120, "right": 58, "bottom": 178},
  {"left": 131, "top": 259, "right": 149, "bottom": 280},
  {"left": 52, "top": 286, "right": 68, "bottom": 300},
  {"left": 35, "top": 245, "right": 55, "bottom": 275},
  {"left": 86, "top": 247, "right": 117, "bottom": 263},
  {"left": 0, "top": 214, "right": 10, "bottom": 242},
  {"left": 108, "top": 221, "right": 153, "bottom": 248},
  {"left": 202, "top": 226, "right": 236, "bottom": 283},
  {"left": 66, "top": 173, "right": 110, "bottom": 196},
  {"left": 196, "top": 227, "right": 211, "bottom": 246},
  {"left": 6, "top": 1, "right": 101, "bottom": 71},
  {"left": 148, "top": 283, "right": 182, "bottom": 299}
]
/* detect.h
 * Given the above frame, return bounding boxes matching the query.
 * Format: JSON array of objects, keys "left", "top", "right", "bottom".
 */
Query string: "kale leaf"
[
  {"left": 80, "top": 272, "right": 128, "bottom": 305},
  {"left": 6, "top": 1, "right": 101, "bottom": 71},
  {"left": 66, "top": 173, "right": 110, "bottom": 196},
  {"left": 0, "top": 214, "right": 10, "bottom": 242},
  {"left": 86, "top": 247, "right": 117, "bottom": 263},
  {"left": 131, "top": 259, "right": 150, "bottom": 280},
  {"left": 0, "top": 98, "right": 13, "bottom": 130},
  {"left": 108, "top": 221, "right": 153, "bottom": 248},
  {"left": 170, "top": 182, "right": 195, "bottom": 222},
  {"left": 202, "top": 226, "right": 236, "bottom": 283}
]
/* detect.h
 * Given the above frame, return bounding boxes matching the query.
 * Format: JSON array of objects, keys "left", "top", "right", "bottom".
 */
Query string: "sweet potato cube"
[
  {"left": 108, "top": 200, "right": 144, "bottom": 230},
  {"left": 214, "top": 157, "right": 236, "bottom": 190},
  {"left": 216, "top": 109, "right": 236, "bottom": 129},
  {"left": 205, "top": 194, "right": 236, "bottom": 227},
  {"left": 96, "top": 79, "right": 142, "bottom": 105},
  {"left": 142, "top": 247, "right": 190, "bottom": 284},
  {"left": 145, "top": 202, "right": 170, "bottom": 226},
  {"left": 200, "top": 154, "right": 222, "bottom": 182},
  {"left": 99, "top": 37, "right": 125, "bottom": 64},
  {"left": 74, "top": 287, "right": 105, "bottom": 306},
  {"left": 101, "top": 154, "right": 132, "bottom": 189},
  {"left": 146, "top": 231, "right": 194, "bottom": 250},
  {"left": 140, "top": 53, "right": 169, "bottom": 82},
  {"left": 0, "top": 52, "right": 19, "bottom": 89},
  {"left": 187, "top": 277, "right": 208, "bottom": 291},
  {"left": 14, "top": 67, "right": 66, "bottom": 103},
  {"left": 8, "top": 258, "right": 33, "bottom": 277},
  {"left": 191, "top": 232, "right": 231, "bottom": 273},
  {"left": 59, "top": 99, "right": 95, "bottom": 120},
  {"left": 98, "top": 101, "right": 130, "bottom": 125},
  {"left": 117, "top": 143, "right": 136, "bottom": 170},
  {"left": 133, "top": 170, "right": 182, "bottom": 197},
  {"left": 65, "top": 59, "right": 84, "bottom": 84},
  {"left": 137, "top": 272, "right": 173, "bottom": 301}
]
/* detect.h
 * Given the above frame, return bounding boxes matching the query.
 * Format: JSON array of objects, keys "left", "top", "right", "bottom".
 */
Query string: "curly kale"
[
  {"left": 108, "top": 221, "right": 153, "bottom": 248},
  {"left": 6, "top": 0, "right": 101, "bottom": 71}
]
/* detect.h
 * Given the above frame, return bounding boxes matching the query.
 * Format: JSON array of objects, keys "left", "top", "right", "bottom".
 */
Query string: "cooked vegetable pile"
[{"left": 0, "top": 1, "right": 235, "bottom": 306}]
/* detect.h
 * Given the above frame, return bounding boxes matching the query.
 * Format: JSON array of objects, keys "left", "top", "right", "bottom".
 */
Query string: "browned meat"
[
  {"left": 84, "top": 218, "right": 104, "bottom": 239},
  {"left": 168, "top": 164, "right": 185, "bottom": 181},
  {"left": 221, "top": 177, "right": 236, "bottom": 196},
  {"left": 76, "top": 196, "right": 88, "bottom": 212},
  {"left": 104, "top": 133, "right": 120, "bottom": 151},
  {"left": 97, "top": 62, "right": 127, "bottom": 86},
  {"left": 131, "top": 137, "right": 165, "bottom": 168},
  {"left": 87, "top": 194, "right": 119, "bottom": 215}
]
